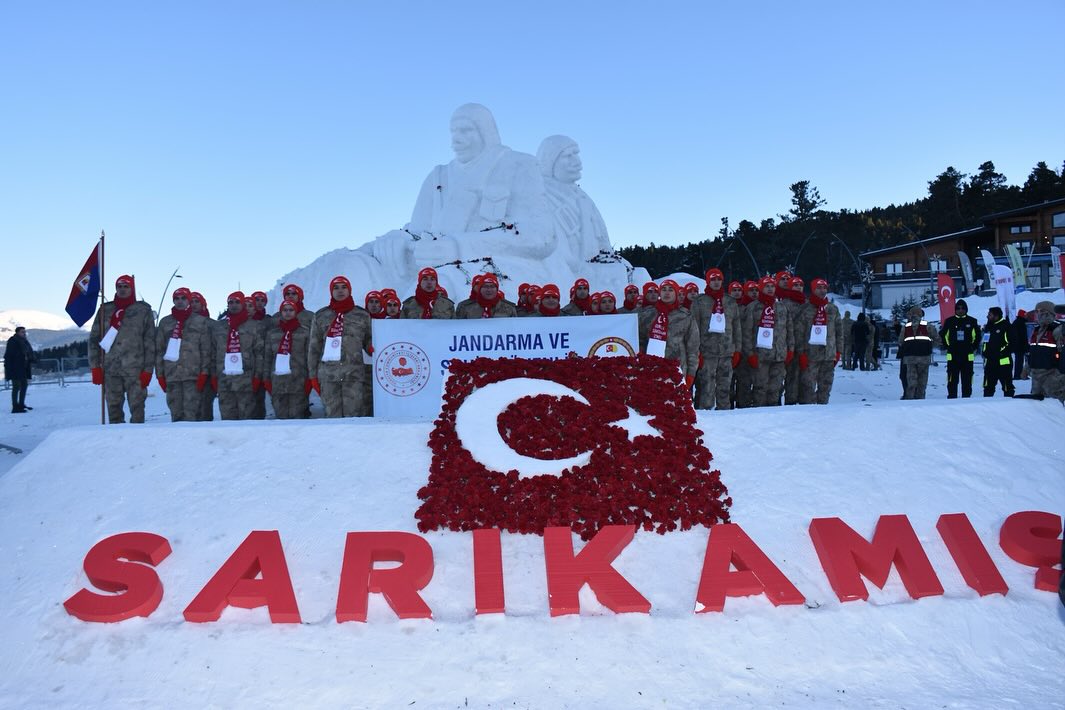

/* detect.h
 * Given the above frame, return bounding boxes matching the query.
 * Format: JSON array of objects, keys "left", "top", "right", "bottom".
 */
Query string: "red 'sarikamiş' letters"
[
  {"left": 695, "top": 523, "right": 805, "bottom": 612},
  {"left": 183, "top": 530, "right": 301, "bottom": 623},
  {"left": 998, "top": 510, "right": 1063, "bottom": 592},
  {"left": 336, "top": 532, "right": 434, "bottom": 622},
  {"left": 809, "top": 515, "right": 944, "bottom": 602},
  {"left": 473, "top": 528, "right": 505, "bottom": 615},
  {"left": 543, "top": 524, "right": 650, "bottom": 616},
  {"left": 63, "top": 532, "right": 172, "bottom": 623},
  {"left": 936, "top": 513, "right": 1008, "bottom": 596}
]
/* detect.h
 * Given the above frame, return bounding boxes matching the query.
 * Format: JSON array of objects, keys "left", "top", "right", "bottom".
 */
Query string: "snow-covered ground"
[{"left": 0, "top": 312, "right": 1062, "bottom": 707}]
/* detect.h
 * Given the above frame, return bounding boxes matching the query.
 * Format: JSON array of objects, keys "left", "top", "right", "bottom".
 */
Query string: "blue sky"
[{"left": 2, "top": 1, "right": 1062, "bottom": 316}]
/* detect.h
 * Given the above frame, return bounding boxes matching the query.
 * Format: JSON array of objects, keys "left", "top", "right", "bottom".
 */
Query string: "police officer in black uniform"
[{"left": 938, "top": 299, "right": 980, "bottom": 399}]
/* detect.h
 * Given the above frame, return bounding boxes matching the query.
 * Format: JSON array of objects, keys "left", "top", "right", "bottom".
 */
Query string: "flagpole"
[{"left": 99, "top": 230, "right": 106, "bottom": 425}]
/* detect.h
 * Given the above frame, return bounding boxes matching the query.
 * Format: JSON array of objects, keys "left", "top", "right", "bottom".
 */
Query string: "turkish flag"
[
  {"left": 416, "top": 355, "right": 731, "bottom": 540},
  {"left": 937, "top": 274, "right": 956, "bottom": 321}
]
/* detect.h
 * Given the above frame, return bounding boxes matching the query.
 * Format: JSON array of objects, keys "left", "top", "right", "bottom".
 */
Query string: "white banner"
[
  {"left": 1051, "top": 246, "right": 1062, "bottom": 286},
  {"left": 992, "top": 264, "right": 1016, "bottom": 322},
  {"left": 371, "top": 314, "right": 640, "bottom": 419},
  {"left": 979, "top": 249, "right": 997, "bottom": 291}
]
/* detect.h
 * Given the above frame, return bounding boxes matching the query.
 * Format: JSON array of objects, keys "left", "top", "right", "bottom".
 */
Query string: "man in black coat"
[
  {"left": 938, "top": 299, "right": 981, "bottom": 398},
  {"left": 1009, "top": 310, "right": 1030, "bottom": 380},
  {"left": 982, "top": 306, "right": 1014, "bottom": 398},
  {"left": 4, "top": 326, "right": 34, "bottom": 413}
]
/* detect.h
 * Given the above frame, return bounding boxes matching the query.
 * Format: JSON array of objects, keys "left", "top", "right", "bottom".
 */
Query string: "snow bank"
[{"left": 0, "top": 396, "right": 1062, "bottom": 707}]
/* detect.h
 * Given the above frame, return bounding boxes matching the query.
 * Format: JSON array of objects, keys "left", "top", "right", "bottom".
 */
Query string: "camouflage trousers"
[
  {"left": 734, "top": 362, "right": 754, "bottom": 408},
  {"left": 903, "top": 359, "right": 930, "bottom": 400},
  {"left": 271, "top": 390, "right": 310, "bottom": 419},
  {"left": 165, "top": 380, "right": 202, "bottom": 422},
  {"left": 199, "top": 387, "right": 216, "bottom": 421},
  {"left": 695, "top": 356, "right": 733, "bottom": 410},
  {"left": 1030, "top": 367, "right": 1065, "bottom": 403},
  {"left": 784, "top": 359, "right": 802, "bottom": 405},
  {"left": 252, "top": 387, "right": 267, "bottom": 420},
  {"left": 321, "top": 375, "right": 369, "bottom": 418},
  {"left": 105, "top": 373, "right": 146, "bottom": 424},
  {"left": 800, "top": 360, "right": 836, "bottom": 405},
  {"left": 751, "top": 360, "right": 786, "bottom": 407}
]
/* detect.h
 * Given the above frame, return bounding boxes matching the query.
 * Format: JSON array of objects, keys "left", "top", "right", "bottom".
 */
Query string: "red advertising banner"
[{"left": 937, "top": 274, "right": 956, "bottom": 321}]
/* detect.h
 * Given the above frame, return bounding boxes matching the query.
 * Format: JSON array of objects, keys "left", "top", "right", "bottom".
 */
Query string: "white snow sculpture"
[{"left": 271, "top": 105, "right": 649, "bottom": 309}]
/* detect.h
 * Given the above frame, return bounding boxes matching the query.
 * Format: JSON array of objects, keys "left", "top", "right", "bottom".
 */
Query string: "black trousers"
[
  {"left": 9, "top": 379, "right": 28, "bottom": 410},
  {"left": 946, "top": 359, "right": 974, "bottom": 398},
  {"left": 984, "top": 362, "right": 1015, "bottom": 397},
  {"left": 1012, "top": 354, "right": 1026, "bottom": 379}
]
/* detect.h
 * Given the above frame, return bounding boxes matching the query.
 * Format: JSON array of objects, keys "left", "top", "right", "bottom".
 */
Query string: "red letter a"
[
  {"left": 64, "top": 532, "right": 172, "bottom": 623},
  {"left": 543, "top": 525, "right": 650, "bottom": 617},
  {"left": 809, "top": 515, "right": 944, "bottom": 602},
  {"left": 336, "top": 532, "right": 434, "bottom": 622},
  {"left": 695, "top": 524, "right": 804, "bottom": 612},
  {"left": 183, "top": 530, "right": 301, "bottom": 623}
]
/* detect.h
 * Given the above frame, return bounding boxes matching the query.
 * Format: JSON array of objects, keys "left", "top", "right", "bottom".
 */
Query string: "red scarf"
[
  {"left": 573, "top": 295, "right": 591, "bottom": 315},
  {"left": 757, "top": 293, "right": 775, "bottom": 329},
  {"left": 226, "top": 309, "right": 248, "bottom": 354},
  {"left": 650, "top": 298, "right": 678, "bottom": 342},
  {"left": 415, "top": 287, "right": 437, "bottom": 319},
  {"left": 252, "top": 310, "right": 266, "bottom": 321},
  {"left": 537, "top": 301, "right": 561, "bottom": 317},
  {"left": 809, "top": 294, "right": 829, "bottom": 326},
  {"left": 740, "top": 293, "right": 755, "bottom": 306},
  {"left": 368, "top": 309, "right": 386, "bottom": 320},
  {"left": 110, "top": 292, "right": 136, "bottom": 329},
  {"left": 169, "top": 305, "right": 193, "bottom": 339},
  {"left": 476, "top": 292, "right": 502, "bottom": 318},
  {"left": 277, "top": 317, "right": 300, "bottom": 354},
  {"left": 705, "top": 286, "right": 725, "bottom": 314},
  {"left": 789, "top": 289, "right": 807, "bottom": 305},
  {"left": 327, "top": 296, "right": 355, "bottom": 335},
  {"left": 623, "top": 294, "right": 639, "bottom": 310}
]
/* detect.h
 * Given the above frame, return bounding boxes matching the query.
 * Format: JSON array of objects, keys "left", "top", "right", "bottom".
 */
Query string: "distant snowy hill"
[{"left": 0, "top": 309, "right": 87, "bottom": 355}]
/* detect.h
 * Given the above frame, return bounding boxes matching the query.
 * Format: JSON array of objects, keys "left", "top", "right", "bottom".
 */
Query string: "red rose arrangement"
[{"left": 416, "top": 355, "right": 731, "bottom": 540}]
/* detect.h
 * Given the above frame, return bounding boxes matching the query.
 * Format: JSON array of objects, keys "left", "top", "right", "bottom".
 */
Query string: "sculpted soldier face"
[
  {"left": 553, "top": 145, "right": 583, "bottom": 183},
  {"left": 450, "top": 118, "right": 484, "bottom": 164}
]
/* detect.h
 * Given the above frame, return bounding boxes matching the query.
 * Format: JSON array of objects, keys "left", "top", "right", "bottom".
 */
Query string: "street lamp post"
[
  {"left": 829, "top": 233, "right": 869, "bottom": 312},
  {"left": 156, "top": 267, "right": 183, "bottom": 326}
]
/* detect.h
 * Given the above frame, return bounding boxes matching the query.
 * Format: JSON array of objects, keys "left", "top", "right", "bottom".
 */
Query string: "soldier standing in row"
[
  {"left": 308, "top": 276, "right": 373, "bottom": 417},
  {"left": 190, "top": 292, "right": 216, "bottom": 420},
  {"left": 155, "top": 287, "right": 211, "bottom": 422},
  {"left": 690, "top": 268, "right": 741, "bottom": 410},
  {"left": 743, "top": 276, "right": 793, "bottom": 407},
  {"left": 899, "top": 305, "right": 941, "bottom": 400},
  {"left": 1026, "top": 301, "right": 1065, "bottom": 402},
  {"left": 402, "top": 267, "right": 455, "bottom": 319},
  {"left": 213, "top": 290, "right": 264, "bottom": 420},
  {"left": 456, "top": 273, "right": 517, "bottom": 319},
  {"left": 795, "top": 278, "right": 841, "bottom": 405},
  {"left": 89, "top": 275, "right": 156, "bottom": 424},
  {"left": 638, "top": 279, "right": 699, "bottom": 388},
  {"left": 264, "top": 299, "right": 311, "bottom": 419}
]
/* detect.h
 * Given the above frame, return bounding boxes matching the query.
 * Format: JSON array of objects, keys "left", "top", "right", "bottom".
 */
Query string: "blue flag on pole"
[{"left": 65, "top": 243, "right": 101, "bottom": 327}]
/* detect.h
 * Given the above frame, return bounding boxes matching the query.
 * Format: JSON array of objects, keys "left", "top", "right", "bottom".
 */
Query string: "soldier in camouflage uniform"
[
  {"left": 155, "top": 287, "right": 211, "bottom": 422},
  {"left": 401, "top": 267, "right": 455, "bottom": 319},
  {"left": 1027, "top": 301, "right": 1065, "bottom": 403},
  {"left": 561, "top": 278, "right": 592, "bottom": 316},
  {"left": 840, "top": 310, "right": 853, "bottom": 370},
  {"left": 690, "top": 268, "right": 742, "bottom": 410},
  {"left": 279, "top": 284, "right": 315, "bottom": 329},
  {"left": 743, "top": 276, "right": 793, "bottom": 407},
  {"left": 733, "top": 280, "right": 760, "bottom": 408},
  {"left": 900, "top": 305, "right": 942, "bottom": 400},
  {"left": 795, "top": 278, "right": 842, "bottom": 405},
  {"left": 308, "top": 276, "right": 373, "bottom": 417},
  {"left": 212, "top": 291, "right": 264, "bottom": 420},
  {"left": 190, "top": 292, "right": 217, "bottom": 420},
  {"left": 782, "top": 276, "right": 806, "bottom": 405},
  {"left": 264, "top": 299, "right": 311, "bottom": 419},
  {"left": 456, "top": 273, "right": 518, "bottom": 318},
  {"left": 638, "top": 279, "right": 699, "bottom": 386},
  {"left": 620, "top": 284, "right": 641, "bottom": 314},
  {"left": 89, "top": 275, "right": 157, "bottom": 424}
]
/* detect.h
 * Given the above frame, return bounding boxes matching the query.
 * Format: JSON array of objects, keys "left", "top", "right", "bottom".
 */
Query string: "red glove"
[
  {"left": 785, "top": 350, "right": 794, "bottom": 366},
  {"left": 747, "top": 354, "right": 759, "bottom": 369},
  {"left": 196, "top": 373, "right": 208, "bottom": 392},
  {"left": 697, "top": 353, "right": 704, "bottom": 371},
  {"left": 304, "top": 378, "right": 313, "bottom": 396},
  {"left": 684, "top": 374, "right": 695, "bottom": 388},
  {"left": 366, "top": 344, "right": 375, "bottom": 356},
  {"left": 263, "top": 379, "right": 272, "bottom": 394},
  {"left": 310, "top": 378, "right": 321, "bottom": 395},
  {"left": 91, "top": 367, "right": 104, "bottom": 385},
  {"left": 798, "top": 353, "right": 809, "bottom": 370},
  {"left": 139, "top": 371, "right": 152, "bottom": 389},
  {"left": 252, "top": 377, "right": 261, "bottom": 393},
  {"left": 210, "top": 376, "right": 218, "bottom": 392},
  {"left": 731, "top": 351, "right": 741, "bottom": 369},
  {"left": 833, "top": 352, "right": 841, "bottom": 367},
  {"left": 157, "top": 376, "right": 167, "bottom": 392}
]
